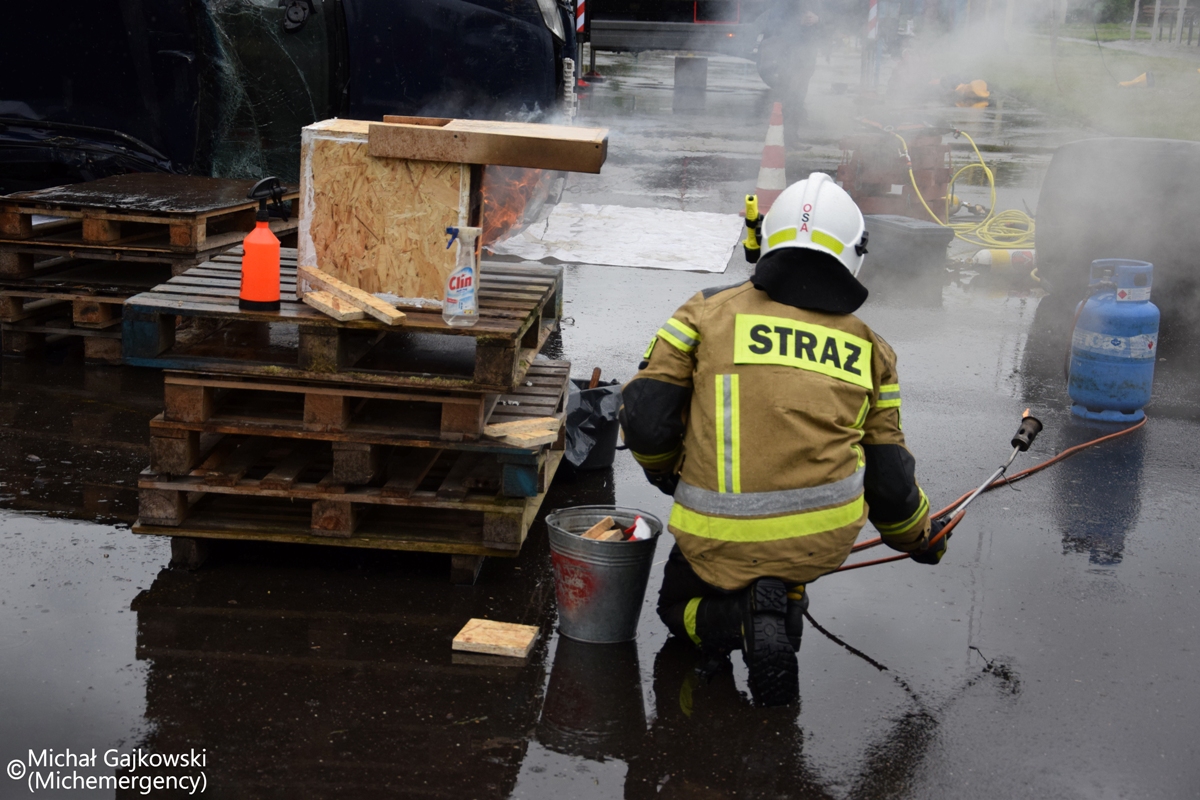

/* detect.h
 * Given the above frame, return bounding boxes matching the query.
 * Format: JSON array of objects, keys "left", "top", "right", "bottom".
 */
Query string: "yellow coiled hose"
[{"left": 891, "top": 129, "right": 1036, "bottom": 249}]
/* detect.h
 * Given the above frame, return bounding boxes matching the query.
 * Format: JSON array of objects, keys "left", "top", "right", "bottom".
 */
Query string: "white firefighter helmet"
[{"left": 760, "top": 172, "right": 869, "bottom": 277}]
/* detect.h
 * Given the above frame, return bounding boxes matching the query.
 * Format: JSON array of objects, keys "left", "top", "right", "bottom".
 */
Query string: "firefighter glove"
[
  {"left": 643, "top": 468, "right": 680, "bottom": 496},
  {"left": 910, "top": 517, "right": 948, "bottom": 565}
]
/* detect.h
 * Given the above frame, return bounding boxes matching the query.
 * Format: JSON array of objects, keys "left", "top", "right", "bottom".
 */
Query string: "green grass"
[
  {"left": 926, "top": 35, "right": 1200, "bottom": 140},
  {"left": 1058, "top": 22, "right": 1154, "bottom": 41}
]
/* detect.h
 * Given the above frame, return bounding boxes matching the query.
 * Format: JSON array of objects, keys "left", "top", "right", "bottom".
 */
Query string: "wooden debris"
[
  {"left": 594, "top": 529, "right": 624, "bottom": 542},
  {"left": 370, "top": 116, "right": 609, "bottom": 174},
  {"left": 301, "top": 290, "right": 365, "bottom": 321},
  {"left": 452, "top": 618, "right": 539, "bottom": 659},
  {"left": 581, "top": 516, "right": 616, "bottom": 540},
  {"left": 295, "top": 266, "right": 405, "bottom": 326},
  {"left": 484, "top": 415, "right": 560, "bottom": 448}
]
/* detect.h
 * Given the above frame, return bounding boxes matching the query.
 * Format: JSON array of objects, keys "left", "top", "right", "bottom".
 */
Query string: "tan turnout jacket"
[{"left": 627, "top": 282, "right": 930, "bottom": 590}]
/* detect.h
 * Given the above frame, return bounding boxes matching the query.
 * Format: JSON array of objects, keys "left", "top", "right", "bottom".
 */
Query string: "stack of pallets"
[
  {"left": 0, "top": 174, "right": 298, "bottom": 362},
  {"left": 128, "top": 250, "right": 568, "bottom": 583}
]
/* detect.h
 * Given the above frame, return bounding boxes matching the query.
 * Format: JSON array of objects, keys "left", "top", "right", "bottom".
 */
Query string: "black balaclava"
[{"left": 750, "top": 245, "right": 868, "bottom": 315}]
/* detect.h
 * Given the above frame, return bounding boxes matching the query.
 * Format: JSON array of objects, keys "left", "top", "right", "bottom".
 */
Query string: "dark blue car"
[{"left": 0, "top": 0, "right": 575, "bottom": 192}]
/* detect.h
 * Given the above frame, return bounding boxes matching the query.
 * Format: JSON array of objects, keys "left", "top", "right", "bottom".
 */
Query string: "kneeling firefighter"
[{"left": 619, "top": 173, "right": 946, "bottom": 706}]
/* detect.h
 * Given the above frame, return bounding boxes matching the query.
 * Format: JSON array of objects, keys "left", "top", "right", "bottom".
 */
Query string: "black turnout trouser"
[{"left": 657, "top": 544, "right": 739, "bottom": 641}]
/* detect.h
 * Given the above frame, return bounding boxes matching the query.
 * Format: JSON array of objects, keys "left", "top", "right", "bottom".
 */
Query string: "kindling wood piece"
[
  {"left": 295, "top": 266, "right": 405, "bottom": 325},
  {"left": 302, "top": 290, "right": 364, "bottom": 321},
  {"left": 452, "top": 619, "right": 540, "bottom": 659}
]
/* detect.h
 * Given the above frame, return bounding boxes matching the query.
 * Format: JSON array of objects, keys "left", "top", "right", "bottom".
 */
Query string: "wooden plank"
[
  {"left": 371, "top": 117, "right": 609, "bottom": 174},
  {"left": 436, "top": 451, "right": 481, "bottom": 501},
  {"left": 382, "top": 449, "right": 441, "bottom": 498},
  {"left": 451, "top": 618, "right": 539, "bottom": 658},
  {"left": 204, "top": 438, "right": 269, "bottom": 486},
  {"left": 484, "top": 416, "right": 561, "bottom": 439},
  {"left": 259, "top": 446, "right": 318, "bottom": 490},
  {"left": 498, "top": 430, "right": 558, "bottom": 448},
  {"left": 302, "top": 289, "right": 365, "bottom": 321},
  {"left": 295, "top": 266, "right": 405, "bottom": 326}
]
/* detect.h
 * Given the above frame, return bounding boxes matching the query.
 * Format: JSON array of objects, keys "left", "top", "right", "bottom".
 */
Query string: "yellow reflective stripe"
[
  {"left": 657, "top": 318, "right": 700, "bottom": 354},
  {"left": 714, "top": 374, "right": 740, "bottom": 494},
  {"left": 767, "top": 227, "right": 797, "bottom": 248},
  {"left": 810, "top": 229, "right": 845, "bottom": 255},
  {"left": 852, "top": 395, "right": 870, "bottom": 429},
  {"left": 667, "top": 317, "right": 700, "bottom": 342},
  {"left": 632, "top": 447, "right": 680, "bottom": 467},
  {"left": 730, "top": 374, "right": 741, "bottom": 493},
  {"left": 657, "top": 327, "right": 693, "bottom": 353},
  {"left": 669, "top": 496, "right": 865, "bottom": 543},
  {"left": 877, "top": 383, "right": 901, "bottom": 409},
  {"left": 852, "top": 443, "right": 865, "bottom": 469},
  {"left": 876, "top": 489, "right": 930, "bottom": 536},
  {"left": 733, "top": 314, "right": 873, "bottom": 390},
  {"left": 683, "top": 597, "right": 703, "bottom": 645},
  {"left": 643, "top": 337, "right": 657, "bottom": 360},
  {"left": 715, "top": 376, "right": 726, "bottom": 493}
]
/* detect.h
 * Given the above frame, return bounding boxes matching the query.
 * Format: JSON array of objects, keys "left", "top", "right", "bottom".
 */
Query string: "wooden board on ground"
[
  {"left": 452, "top": 618, "right": 540, "bottom": 658},
  {"left": 296, "top": 266, "right": 404, "bottom": 325},
  {"left": 372, "top": 116, "right": 609, "bottom": 174},
  {"left": 298, "top": 119, "right": 472, "bottom": 305}
]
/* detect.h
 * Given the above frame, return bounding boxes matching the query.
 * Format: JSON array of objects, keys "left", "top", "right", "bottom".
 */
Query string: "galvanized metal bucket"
[{"left": 546, "top": 505, "right": 663, "bottom": 644}]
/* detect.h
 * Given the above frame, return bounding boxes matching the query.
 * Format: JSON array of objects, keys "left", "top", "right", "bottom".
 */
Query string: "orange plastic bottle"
[
  {"left": 240, "top": 216, "right": 280, "bottom": 310},
  {"left": 240, "top": 179, "right": 283, "bottom": 311}
]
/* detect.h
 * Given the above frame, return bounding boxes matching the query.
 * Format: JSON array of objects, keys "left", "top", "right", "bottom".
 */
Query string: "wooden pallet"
[
  {"left": 148, "top": 360, "right": 570, "bottom": 473},
  {"left": 134, "top": 445, "right": 564, "bottom": 557},
  {"left": 122, "top": 254, "right": 562, "bottom": 392},
  {"left": 1, "top": 289, "right": 126, "bottom": 363},
  {"left": 0, "top": 259, "right": 178, "bottom": 364},
  {"left": 0, "top": 174, "right": 299, "bottom": 258}
]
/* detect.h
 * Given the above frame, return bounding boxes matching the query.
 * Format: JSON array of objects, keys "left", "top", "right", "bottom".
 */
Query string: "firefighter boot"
[
  {"left": 741, "top": 577, "right": 799, "bottom": 706},
  {"left": 692, "top": 595, "right": 743, "bottom": 655},
  {"left": 786, "top": 585, "right": 809, "bottom": 653},
  {"left": 690, "top": 595, "right": 743, "bottom": 679}
]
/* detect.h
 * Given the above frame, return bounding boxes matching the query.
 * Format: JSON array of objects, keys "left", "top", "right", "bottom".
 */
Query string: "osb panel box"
[{"left": 298, "top": 118, "right": 477, "bottom": 306}]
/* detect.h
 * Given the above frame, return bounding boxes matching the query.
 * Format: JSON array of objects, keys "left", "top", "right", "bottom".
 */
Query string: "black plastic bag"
[{"left": 564, "top": 379, "right": 623, "bottom": 470}]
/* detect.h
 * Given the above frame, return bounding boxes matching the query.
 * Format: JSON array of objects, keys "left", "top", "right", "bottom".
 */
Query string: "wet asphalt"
[{"left": 2, "top": 48, "right": 1199, "bottom": 800}]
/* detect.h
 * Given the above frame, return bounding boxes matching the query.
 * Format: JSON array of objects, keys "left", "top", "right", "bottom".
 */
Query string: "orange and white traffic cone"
[{"left": 755, "top": 102, "right": 787, "bottom": 214}]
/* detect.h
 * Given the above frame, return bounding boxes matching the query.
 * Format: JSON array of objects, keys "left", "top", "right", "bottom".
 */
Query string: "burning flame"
[
  {"left": 1022, "top": 408, "right": 1031, "bottom": 418},
  {"left": 480, "top": 165, "right": 556, "bottom": 248}
]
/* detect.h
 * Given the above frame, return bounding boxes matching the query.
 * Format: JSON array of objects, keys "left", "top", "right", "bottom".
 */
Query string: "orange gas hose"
[{"left": 837, "top": 416, "right": 1148, "bottom": 570}]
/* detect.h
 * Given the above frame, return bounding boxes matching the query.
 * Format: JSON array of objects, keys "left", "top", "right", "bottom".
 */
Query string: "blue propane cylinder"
[{"left": 1068, "top": 259, "right": 1160, "bottom": 422}]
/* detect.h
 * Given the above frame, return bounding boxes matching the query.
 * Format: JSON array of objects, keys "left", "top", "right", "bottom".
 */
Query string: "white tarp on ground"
[{"left": 486, "top": 203, "right": 742, "bottom": 273}]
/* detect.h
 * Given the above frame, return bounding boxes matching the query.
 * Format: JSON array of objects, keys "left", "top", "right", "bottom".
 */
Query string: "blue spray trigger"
[{"left": 445, "top": 227, "right": 459, "bottom": 250}]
